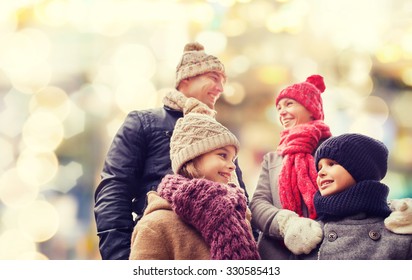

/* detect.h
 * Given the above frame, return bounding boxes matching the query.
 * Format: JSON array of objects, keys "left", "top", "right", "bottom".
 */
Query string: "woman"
[{"left": 250, "top": 75, "right": 333, "bottom": 259}]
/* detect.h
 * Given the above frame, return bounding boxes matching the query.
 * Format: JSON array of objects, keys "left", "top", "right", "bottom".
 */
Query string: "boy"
[{"left": 297, "top": 133, "right": 412, "bottom": 260}]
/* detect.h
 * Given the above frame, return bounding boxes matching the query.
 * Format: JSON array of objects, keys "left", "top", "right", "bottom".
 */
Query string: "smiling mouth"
[
  {"left": 281, "top": 119, "right": 293, "bottom": 125},
  {"left": 219, "top": 172, "right": 231, "bottom": 181},
  {"left": 320, "top": 180, "right": 333, "bottom": 189}
]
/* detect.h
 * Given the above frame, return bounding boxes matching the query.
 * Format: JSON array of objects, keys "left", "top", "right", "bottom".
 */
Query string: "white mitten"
[
  {"left": 384, "top": 198, "right": 412, "bottom": 234},
  {"left": 276, "top": 209, "right": 323, "bottom": 255}
]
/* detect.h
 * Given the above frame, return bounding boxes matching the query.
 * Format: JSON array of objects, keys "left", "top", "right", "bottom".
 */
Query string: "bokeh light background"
[{"left": 0, "top": 0, "right": 412, "bottom": 260}]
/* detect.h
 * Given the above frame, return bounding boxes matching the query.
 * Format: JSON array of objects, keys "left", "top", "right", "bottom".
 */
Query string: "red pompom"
[{"left": 306, "top": 75, "right": 325, "bottom": 93}]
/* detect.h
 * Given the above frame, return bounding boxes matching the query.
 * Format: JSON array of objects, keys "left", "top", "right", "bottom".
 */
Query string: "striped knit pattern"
[
  {"left": 314, "top": 180, "right": 391, "bottom": 220},
  {"left": 315, "top": 133, "right": 388, "bottom": 182}
]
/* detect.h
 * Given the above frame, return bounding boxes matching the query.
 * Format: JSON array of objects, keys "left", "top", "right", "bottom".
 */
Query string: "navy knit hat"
[{"left": 315, "top": 133, "right": 388, "bottom": 182}]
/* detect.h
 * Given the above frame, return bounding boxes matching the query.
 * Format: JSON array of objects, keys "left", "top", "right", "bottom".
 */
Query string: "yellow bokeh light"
[
  {"left": 256, "top": 65, "right": 289, "bottom": 85},
  {"left": 16, "top": 149, "right": 59, "bottom": 186},
  {"left": 392, "top": 134, "right": 412, "bottom": 165},
  {"left": 29, "top": 86, "right": 71, "bottom": 121},
  {"left": 0, "top": 168, "right": 39, "bottom": 208},
  {"left": 223, "top": 82, "right": 246, "bottom": 105},
  {"left": 0, "top": 229, "right": 37, "bottom": 260},
  {"left": 22, "top": 111, "right": 64, "bottom": 152},
  {"left": 401, "top": 67, "right": 412, "bottom": 86},
  {"left": 18, "top": 200, "right": 59, "bottom": 243},
  {"left": 376, "top": 44, "right": 402, "bottom": 63}
]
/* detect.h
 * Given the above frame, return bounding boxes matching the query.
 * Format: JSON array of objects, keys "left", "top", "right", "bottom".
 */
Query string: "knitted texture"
[
  {"left": 157, "top": 174, "right": 260, "bottom": 260},
  {"left": 315, "top": 133, "right": 388, "bottom": 182},
  {"left": 170, "top": 98, "right": 239, "bottom": 174},
  {"left": 175, "top": 42, "right": 226, "bottom": 88},
  {"left": 162, "top": 89, "right": 188, "bottom": 111},
  {"left": 276, "top": 120, "right": 332, "bottom": 219},
  {"left": 314, "top": 180, "right": 391, "bottom": 220},
  {"left": 275, "top": 74, "right": 326, "bottom": 120}
]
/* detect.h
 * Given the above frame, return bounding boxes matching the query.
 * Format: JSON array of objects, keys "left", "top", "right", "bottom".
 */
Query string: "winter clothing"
[
  {"left": 314, "top": 180, "right": 391, "bottom": 220},
  {"left": 251, "top": 74, "right": 331, "bottom": 259},
  {"left": 155, "top": 174, "right": 259, "bottom": 260},
  {"left": 129, "top": 191, "right": 210, "bottom": 260},
  {"left": 314, "top": 181, "right": 391, "bottom": 220},
  {"left": 250, "top": 142, "right": 327, "bottom": 259},
  {"left": 315, "top": 133, "right": 388, "bottom": 182},
  {"left": 275, "top": 209, "right": 323, "bottom": 255},
  {"left": 175, "top": 42, "right": 226, "bottom": 88},
  {"left": 170, "top": 99, "right": 240, "bottom": 174},
  {"left": 385, "top": 198, "right": 412, "bottom": 234},
  {"left": 297, "top": 133, "right": 412, "bottom": 260},
  {"left": 277, "top": 121, "right": 332, "bottom": 219},
  {"left": 275, "top": 75, "right": 326, "bottom": 121},
  {"left": 296, "top": 213, "right": 412, "bottom": 260},
  {"left": 299, "top": 181, "right": 412, "bottom": 260},
  {"left": 94, "top": 89, "right": 248, "bottom": 260}
]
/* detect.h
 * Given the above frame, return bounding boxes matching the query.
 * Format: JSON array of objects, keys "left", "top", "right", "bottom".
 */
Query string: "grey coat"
[
  {"left": 296, "top": 213, "right": 412, "bottom": 260},
  {"left": 250, "top": 152, "right": 309, "bottom": 260}
]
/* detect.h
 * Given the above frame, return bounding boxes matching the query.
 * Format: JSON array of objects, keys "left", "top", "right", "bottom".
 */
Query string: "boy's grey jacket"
[
  {"left": 94, "top": 105, "right": 247, "bottom": 260},
  {"left": 296, "top": 213, "right": 412, "bottom": 260}
]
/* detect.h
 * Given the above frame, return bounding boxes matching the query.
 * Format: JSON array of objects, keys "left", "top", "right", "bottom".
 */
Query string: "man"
[{"left": 94, "top": 42, "right": 248, "bottom": 260}]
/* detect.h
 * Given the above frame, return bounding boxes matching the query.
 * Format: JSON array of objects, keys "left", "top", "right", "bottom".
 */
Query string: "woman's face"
[{"left": 276, "top": 98, "right": 314, "bottom": 129}]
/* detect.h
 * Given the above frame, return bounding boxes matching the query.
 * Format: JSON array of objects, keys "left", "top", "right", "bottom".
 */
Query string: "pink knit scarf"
[
  {"left": 157, "top": 174, "right": 260, "bottom": 260},
  {"left": 276, "top": 120, "right": 332, "bottom": 219}
]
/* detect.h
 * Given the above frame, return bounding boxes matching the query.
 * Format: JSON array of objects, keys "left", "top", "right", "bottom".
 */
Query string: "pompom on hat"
[
  {"left": 170, "top": 98, "right": 240, "bottom": 174},
  {"left": 275, "top": 75, "right": 326, "bottom": 120},
  {"left": 175, "top": 42, "right": 226, "bottom": 88},
  {"left": 315, "top": 133, "right": 388, "bottom": 182}
]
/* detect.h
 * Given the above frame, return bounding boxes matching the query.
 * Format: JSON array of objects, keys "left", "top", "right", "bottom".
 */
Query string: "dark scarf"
[
  {"left": 157, "top": 174, "right": 260, "bottom": 260},
  {"left": 276, "top": 120, "right": 332, "bottom": 219},
  {"left": 314, "top": 180, "right": 392, "bottom": 220}
]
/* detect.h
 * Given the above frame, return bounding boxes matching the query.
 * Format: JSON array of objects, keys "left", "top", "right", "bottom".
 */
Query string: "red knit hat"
[{"left": 275, "top": 75, "right": 326, "bottom": 120}]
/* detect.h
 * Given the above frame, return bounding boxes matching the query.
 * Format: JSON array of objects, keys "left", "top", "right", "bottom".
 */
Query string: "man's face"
[{"left": 179, "top": 72, "right": 225, "bottom": 109}]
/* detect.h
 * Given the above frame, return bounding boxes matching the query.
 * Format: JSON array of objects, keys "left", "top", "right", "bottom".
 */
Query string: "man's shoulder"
[{"left": 129, "top": 106, "right": 182, "bottom": 119}]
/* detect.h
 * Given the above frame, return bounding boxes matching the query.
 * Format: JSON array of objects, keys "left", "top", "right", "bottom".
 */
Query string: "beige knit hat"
[
  {"left": 175, "top": 42, "right": 226, "bottom": 88},
  {"left": 170, "top": 98, "right": 240, "bottom": 174}
]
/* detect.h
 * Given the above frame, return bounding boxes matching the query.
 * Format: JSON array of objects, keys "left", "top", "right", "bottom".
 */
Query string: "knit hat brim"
[{"left": 172, "top": 133, "right": 240, "bottom": 174}]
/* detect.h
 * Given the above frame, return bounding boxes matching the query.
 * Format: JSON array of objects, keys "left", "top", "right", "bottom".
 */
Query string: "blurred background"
[{"left": 0, "top": 0, "right": 412, "bottom": 260}]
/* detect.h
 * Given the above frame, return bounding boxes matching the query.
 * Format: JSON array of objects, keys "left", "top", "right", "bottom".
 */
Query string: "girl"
[{"left": 129, "top": 98, "right": 260, "bottom": 260}]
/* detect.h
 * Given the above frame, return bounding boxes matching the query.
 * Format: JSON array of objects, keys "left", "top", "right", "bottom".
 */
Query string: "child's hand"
[
  {"left": 276, "top": 209, "right": 323, "bottom": 255},
  {"left": 384, "top": 198, "right": 412, "bottom": 234}
]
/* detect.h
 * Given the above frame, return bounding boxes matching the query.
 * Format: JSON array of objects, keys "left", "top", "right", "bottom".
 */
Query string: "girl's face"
[
  {"left": 316, "top": 158, "right": 356, "bottom": 196},
  {"left": 193, "top": 145, "right": 237, "bottom": 184},
  {"left": 276, "top": 98, "right": 314, "bottom": 129}
]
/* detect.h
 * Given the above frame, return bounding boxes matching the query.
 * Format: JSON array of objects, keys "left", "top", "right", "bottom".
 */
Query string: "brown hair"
[{"left": 178, "top": 160, "right": 203, "bottom": 179}]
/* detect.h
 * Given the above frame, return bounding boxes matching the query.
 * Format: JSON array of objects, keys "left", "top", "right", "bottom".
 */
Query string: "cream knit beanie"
[
  {"left": 175, "top": 42, "right": 226, "bottom": 88},
  {"left": 170, "top": 98, "right": 240, "bottom": 174}
]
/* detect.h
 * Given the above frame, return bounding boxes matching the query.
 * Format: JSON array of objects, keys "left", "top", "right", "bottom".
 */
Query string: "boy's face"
[
  {"left": 316, "top": 158, "right": 356, "bottom": 196},
  {"left": 193, "top": 145, "right": 236, "bottom": 184}
]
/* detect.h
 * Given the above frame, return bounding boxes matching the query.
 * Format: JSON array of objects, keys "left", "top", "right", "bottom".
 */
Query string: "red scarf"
[{"left": 276, "top": 120, "right": 332, "bottom": 219}]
